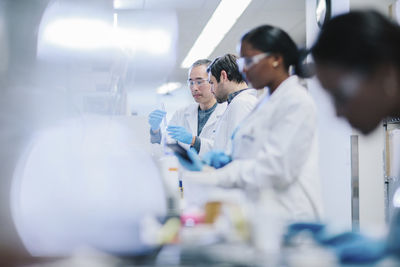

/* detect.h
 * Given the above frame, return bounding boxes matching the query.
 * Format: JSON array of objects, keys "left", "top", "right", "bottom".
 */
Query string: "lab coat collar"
[
  {"left": 184, "top": 104, "right": 199, "bottom": 134},
  {"left": 252, "top": 75, "right": 299, "bottom": 113},
  {"left": 268, "top": 75, "right": 300, "bottom": 102},
  {"left": 227, "top": 88, "right": 251, "bottom": 104}
]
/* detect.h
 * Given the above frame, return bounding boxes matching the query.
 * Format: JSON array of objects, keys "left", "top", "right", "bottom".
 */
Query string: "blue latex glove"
[
  {"left": 167, "top": 125, "right": 193, "bottom": 144},
  {"left": 285, "top": 222, "right": 387, "bottom": 264},
  {"left": 175, "top": 147, "right": 203, "bottom": 171},
  {"left": 327, "top": 233, "right": 386, "bottom": 263},
  {"left": 148, "top": 109, "right": 166, "bottom": 131},
  {"left": 284, "top": 222, "right": 325, "bottom": 244},
  {"left": 202, "top": 150, "right": 232, "bottom": 169}
]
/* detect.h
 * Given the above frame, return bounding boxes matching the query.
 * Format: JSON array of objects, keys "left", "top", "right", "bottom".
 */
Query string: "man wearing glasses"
[{"left": 148, "top": 59, "right": 226, "bottom": 156}]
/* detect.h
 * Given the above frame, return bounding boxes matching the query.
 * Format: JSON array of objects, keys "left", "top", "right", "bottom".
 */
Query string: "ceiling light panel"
[
  {"left": 181, "top": 0, "right": 252, "bottom": 68},
  {"left": 114, "top": 0, "right": 205, "bottom": 9}
]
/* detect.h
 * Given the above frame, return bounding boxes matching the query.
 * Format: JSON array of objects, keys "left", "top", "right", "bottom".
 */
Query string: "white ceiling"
[
  {"left": 123, "top": 0, "right": 306, "bottom": 89},
  {"left": 171, "top": 0, "right": 306, "bottom": 82},
  {"left": 126, "top": 0, "right": 397, "bottom": 94}
]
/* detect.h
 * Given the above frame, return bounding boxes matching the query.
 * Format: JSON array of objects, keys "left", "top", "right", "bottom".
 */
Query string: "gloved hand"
[
  {"left": 284, "top": 222, "right": 387, "bottom": 264},
  {"left": 202, "top": 150, "right": 231, "bottom": 169},
  {"left": 148, "top": 109, "right": 166, "bottom": 131},
  {"left": 333, "top": 235, "right": 386, "bottom": 264},
  {"left": 175, "top": 147, "right": 203, "bottom": 171},
  {"left": 167, "top": 125, "right": 193, "bottom": 144}
]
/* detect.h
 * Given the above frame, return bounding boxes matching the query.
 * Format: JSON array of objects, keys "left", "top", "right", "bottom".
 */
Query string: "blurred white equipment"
[{"left": 11, "top": 115, "right": 166, "bottom": 256}]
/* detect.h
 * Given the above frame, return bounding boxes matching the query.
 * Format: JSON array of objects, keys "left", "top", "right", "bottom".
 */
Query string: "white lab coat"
[
  {"left": 184, "top": 76, "right": 323, "bottom": 221},
  {"left": 212, "top": 89, "right": 258, "bottom": 152},
  {"left": 169, "top": 102, "right": 227, "bottom": 156}
]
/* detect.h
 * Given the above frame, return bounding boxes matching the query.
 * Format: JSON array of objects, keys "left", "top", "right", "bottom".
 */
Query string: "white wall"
[
  {"left": 357, "top": 127, "right": 385, "bottom": 231},
  {"left": 128, "top": 84, "right": 193, "bottom": 120},
  {"left": 350, "top": 0, "right": 396, "bottom": 13},
  {"left": 306, "top": 0, "right": 352, "bottom": 228}
]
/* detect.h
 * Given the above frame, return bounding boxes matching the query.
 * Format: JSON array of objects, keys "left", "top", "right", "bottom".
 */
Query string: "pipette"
[{"left": 161, "top": 102, "right": 171, "bottom": 154}]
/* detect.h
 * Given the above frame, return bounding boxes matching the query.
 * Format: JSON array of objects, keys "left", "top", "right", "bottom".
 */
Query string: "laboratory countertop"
[{"left": 20, "top": 243, "right": 400, "bottom": 267}]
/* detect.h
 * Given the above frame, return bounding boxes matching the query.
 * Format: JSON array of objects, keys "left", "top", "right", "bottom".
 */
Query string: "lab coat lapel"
[
  {"left": 202, "top": 103, "right": 224, "bottom": 134},
  {"left": 185, "top": 104, "right": 198, "bottom": 135},
  {"left": 245, "top": 76, "right": 297, "bottom": 126},
  {"left": 259, "top": 76, "right": 297, "bottom": 111}
]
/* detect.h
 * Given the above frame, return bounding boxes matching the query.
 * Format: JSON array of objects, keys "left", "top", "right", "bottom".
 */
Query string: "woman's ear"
[{"left": 271, "top": 55, "right": 283, "bottom": 68}]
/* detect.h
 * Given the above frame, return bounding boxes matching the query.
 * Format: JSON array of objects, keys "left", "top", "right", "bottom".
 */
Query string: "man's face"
[
  {"left": 208, "top": 72, "right": 228, "bottom": 103},
  {"left": 188, "top": 65, "right": 215, "bottom": 105}
]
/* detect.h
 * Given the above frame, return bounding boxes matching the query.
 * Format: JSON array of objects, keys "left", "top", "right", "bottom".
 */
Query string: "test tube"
[
  {"left": 179, "top": 179, "right": 184, "bottom": 199},
  {"left": 161, "top": 102, "right": 170, "bottom": 154}
]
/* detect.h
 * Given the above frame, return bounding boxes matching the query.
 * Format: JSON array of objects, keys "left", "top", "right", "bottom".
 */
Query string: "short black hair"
[
  {"left": 311, "top": 10, "right": 400, "bottom": 73},
  {"left": 207, "top": 54, "right": 245, "bottom": 83}
]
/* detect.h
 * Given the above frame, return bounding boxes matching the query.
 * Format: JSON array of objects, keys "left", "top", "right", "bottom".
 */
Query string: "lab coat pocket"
[{"left": 237, "top": 134, "right": 255, "bottom": 155}]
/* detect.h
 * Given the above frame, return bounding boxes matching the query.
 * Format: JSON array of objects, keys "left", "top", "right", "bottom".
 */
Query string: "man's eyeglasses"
[
  {"left": 187, "top": 79, "right": 209, "bottom": 87},
  {"left": 236, "top": 52, "right": 271, "bottom": 73}
]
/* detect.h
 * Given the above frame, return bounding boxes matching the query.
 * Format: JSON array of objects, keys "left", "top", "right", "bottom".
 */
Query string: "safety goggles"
[
  {"left": 330, "top": 73, "right": 364, "bottom": 107},
  {"left": 187, "top": 79, "right": 209, "bottom": 87},
  {"left": 236, "top": 52, "right": 271, "bottom": 73}
]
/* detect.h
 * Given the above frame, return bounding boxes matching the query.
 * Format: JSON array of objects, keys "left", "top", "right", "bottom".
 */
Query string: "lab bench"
[{"left": 25, "top": 243, "right": 400, "bottom": 267}]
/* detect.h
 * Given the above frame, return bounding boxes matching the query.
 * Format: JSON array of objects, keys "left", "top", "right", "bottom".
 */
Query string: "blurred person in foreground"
[
  {"left": 284, "top": 10, "right": 400, "bottom": 265},
  {"left": 312, "top": 10, "right": 400, "bottom": 135}
]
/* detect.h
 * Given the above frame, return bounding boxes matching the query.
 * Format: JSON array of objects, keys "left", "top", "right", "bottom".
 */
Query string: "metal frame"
[
  {"left": 350, "top": 135, "right": 360, "bottom": 231},
  {"left": 383, "top": 117, "right": 400, "bottom": 224}
]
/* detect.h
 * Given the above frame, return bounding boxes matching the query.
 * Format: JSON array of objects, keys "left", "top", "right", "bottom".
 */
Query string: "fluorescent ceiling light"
[
  {"left": 42, "top": 18, "right": 171, "bottom": 54},
  {"left": 43, "top": 18, "right": 112, "bottom": 50},
  {"left": 114, "top": 0, "right": 144, "bottom": 10},
  {"left": 156, "top": 82, "right": 182, "bottom": 94},
  {"left": 316, "top": 0, "right": 326, "bottom": 25},
  {"left": 113, "top": 13, "right": 118, "bottom": 28},
  {"left": 180, "top": 0, "right": 252, "bottom": 68}
]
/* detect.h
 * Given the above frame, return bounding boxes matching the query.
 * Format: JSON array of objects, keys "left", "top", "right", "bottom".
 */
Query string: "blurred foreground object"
[{"left": 11, "top": 116, "right": 166, "bottom": 256}]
